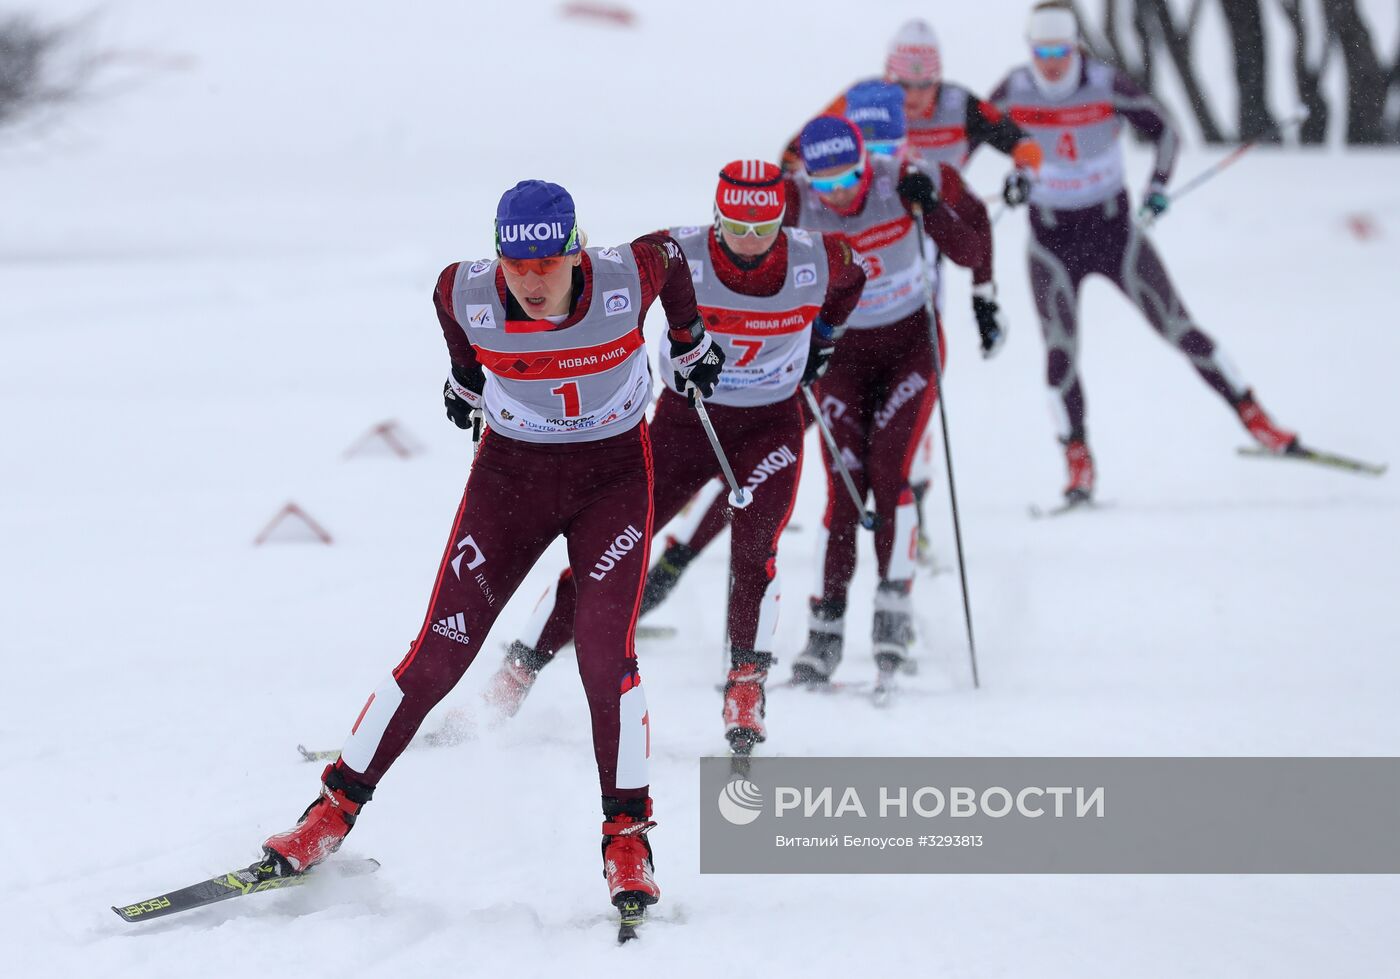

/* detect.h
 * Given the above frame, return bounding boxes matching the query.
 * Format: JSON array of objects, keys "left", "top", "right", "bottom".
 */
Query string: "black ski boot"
[
  {"left": 873, "top": 580, "right": 914, "bottom": 678},
  {"left": 639, "top": 541, "right": 696, "bottom": 617},
  {"left": 791, "top": 598, "right": 845, "bottom": 685}
]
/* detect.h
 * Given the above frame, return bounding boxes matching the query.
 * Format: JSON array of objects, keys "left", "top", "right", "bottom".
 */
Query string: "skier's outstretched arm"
[
  {"left": 964, "top": 92, "right": 1042, "bottom": 174},
  {"left": 630, "top": 232, "right": 724, "bottom": 400},
  {"left": 629, "top": 232, "right": 700, "bottom": 339},
  {"left": 900, "top": 163, "right": 993, "bottom": 284},
  {"left": 1111, "top": 68, "right": 1179, "bottom": 203},
  {"left": 802, "top": 233, "right": 867, "bottom": 384},
  {"left": 433, "top": 262, "right": 485, "bottom": 428}
]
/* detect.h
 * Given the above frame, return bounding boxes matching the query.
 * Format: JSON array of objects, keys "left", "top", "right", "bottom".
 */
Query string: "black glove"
[
  {"left": 802, "top": 342, "right": 835, "bottom": 385},
  {"left": 896, "top": 168, "right": 939, "bottom": 213},
  {"left": 443, "top": 361, "right": 485, "bottom": 429},
  {"left": 972, "top": 284, "right": 1008, "bottom": 359},
  {"left": 670, "top": 318, "right": 726, "bottom": 403},
  {"left": 1002, "top": 170, "right": 1032, "bottom": 207}
]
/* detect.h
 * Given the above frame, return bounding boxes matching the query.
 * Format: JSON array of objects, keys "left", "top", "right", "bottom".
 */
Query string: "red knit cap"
[{"left": 715, "top": 160, "right": 785, "bottom": 222}]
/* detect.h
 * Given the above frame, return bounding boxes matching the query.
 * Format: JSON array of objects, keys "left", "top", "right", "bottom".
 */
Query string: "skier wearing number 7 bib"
[
  {"left": 259, "top": 180, "right": 724, "bottom": 928},
  {"left": 485, "top": 160, "right": 866, "bottom": 755},
  {"left": 986, "top": 1, "right": 1302, "bottom": 505}
]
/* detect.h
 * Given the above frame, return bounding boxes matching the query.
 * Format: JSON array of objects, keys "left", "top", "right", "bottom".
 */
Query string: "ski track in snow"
[{"left": 4, "top": 1, "right": 1400, "bottom": 976}]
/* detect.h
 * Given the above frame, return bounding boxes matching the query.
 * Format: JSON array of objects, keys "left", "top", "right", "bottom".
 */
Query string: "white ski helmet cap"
[
  {"left": 885, "top": 19, "right": 941, "bottom": 85},
  {"left": 1026, "top": 4, "right": 1083, "bottom": 99},
  {"left": 1027, "top": 4, "right": 1079, "bottom": 44}
]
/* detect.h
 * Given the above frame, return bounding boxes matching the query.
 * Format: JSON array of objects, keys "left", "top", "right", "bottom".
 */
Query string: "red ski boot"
[
  {"left": 722, "top": 651, "right": 772, "bottom": 754},
  {"left": 1236, "top": 390, "right": 1298, "bottom": 454},
  {"left": 1063, "top": 438, "right": 1095, "bottom": 502},
  {"left": 601, "top": 798, "right": 659, "bottom": 912},
  {"left": 262, "top": 763, "right": 374, "bottom": 875}
]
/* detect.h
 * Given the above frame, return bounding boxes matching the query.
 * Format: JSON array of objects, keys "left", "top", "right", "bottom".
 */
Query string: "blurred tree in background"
[
  {"left": 0, "top": 12, "right": 86, "bottom": 131},
  {"left": 1072, "top": 0, "right": 1399, "bottom": 144},
  {"left": 1, "top": 9, "right": 186, "bottom": 141}
]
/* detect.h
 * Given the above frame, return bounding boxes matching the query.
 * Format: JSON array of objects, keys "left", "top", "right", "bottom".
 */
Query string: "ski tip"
[
  {"left": 1030, "top": 497, "right": 1107, "bottom": 519},
  {"left": 296, "top": 745, "right": 341, "bottom": 763},
  {"left": 633, "top": 625, "right": 678, "bottom": 640},
  {"left": 1237, "top": 444, "right": 1388, "bottom": 477},
  {"left": 327, "top": 856, "right": 382, "bottom": 878},
  {"left": 111, "top": 903, "right": 156, "bottom": 923}
]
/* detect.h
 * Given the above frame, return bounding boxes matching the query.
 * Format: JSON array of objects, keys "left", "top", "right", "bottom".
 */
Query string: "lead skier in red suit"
[
  {"left": 257, "top": 180, "right": 724, "bottom": 927},
  {"left": 484, "top": 160, "right": 866, "bottom": 755}
]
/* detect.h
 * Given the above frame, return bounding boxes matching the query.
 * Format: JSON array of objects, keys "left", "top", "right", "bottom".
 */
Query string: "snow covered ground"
[{"left": 3, "top": 1, "right": 1398, "bottom": 975}]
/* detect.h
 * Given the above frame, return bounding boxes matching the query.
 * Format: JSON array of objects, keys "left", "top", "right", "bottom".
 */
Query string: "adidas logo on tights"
[{"left": 432, "top": 612, "right": 470, "bottom": 645}]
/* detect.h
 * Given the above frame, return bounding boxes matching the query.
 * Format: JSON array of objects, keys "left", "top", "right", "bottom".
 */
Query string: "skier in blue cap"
[{"left": 258, "top": 178, "right": 724, "bottom": 938}]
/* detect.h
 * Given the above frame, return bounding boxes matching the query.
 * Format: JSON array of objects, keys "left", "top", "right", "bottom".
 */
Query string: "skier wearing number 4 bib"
[
  {"left": 987, "top": 2, "right": 1302, "bottom": 505},
  {"left": 259, "top": 180, "right": 723, "bottom": 931},
  {"left": 485, "top": 160, "right": 866, "bottom": 755}
]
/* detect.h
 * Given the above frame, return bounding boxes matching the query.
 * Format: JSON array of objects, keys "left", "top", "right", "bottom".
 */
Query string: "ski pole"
[
  {"left": 1140, "top": 111, "right": 1309, "bottom": 228},
  {"left": 801, "top": 384, "right": 878, "bottom": 531},
  {"left": 687, "top": 383, "right": 751, "bottom": 509},
  {"left": 912, "top": 205, "right": 981, "bottom": 689}
]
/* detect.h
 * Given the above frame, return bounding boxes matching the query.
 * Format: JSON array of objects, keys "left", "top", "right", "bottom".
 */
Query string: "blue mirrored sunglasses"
[
  {"left": 1033, "top": 43, "right": 1073, "bottom": 59},
  {"left": 865, "top": 140, "right": 904, "bottom": 158},
  {"left": 809, "top": 162, "right": 865, "bottom": 194}
]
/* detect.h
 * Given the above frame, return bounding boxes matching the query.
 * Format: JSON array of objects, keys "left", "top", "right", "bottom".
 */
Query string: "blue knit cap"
[
  {"left": 845, "top": 80, "right": 907, "bottom": 144},
  {"left": 494, "top": 180, "right": 581, "bottom": 259},
  {"left": 799, "top": 115, "right": 864, "bottom": 174}
]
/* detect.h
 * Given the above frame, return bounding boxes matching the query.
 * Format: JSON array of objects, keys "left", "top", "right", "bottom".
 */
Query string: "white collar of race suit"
[{"left": 1030, "top": 49, "right": 1083, "bottom": 101}]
